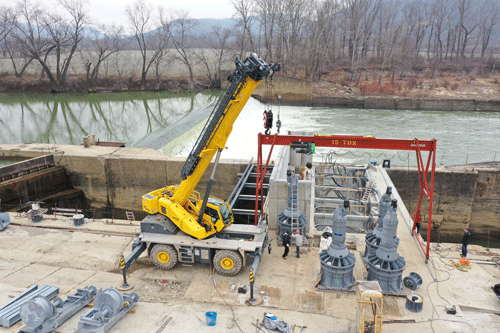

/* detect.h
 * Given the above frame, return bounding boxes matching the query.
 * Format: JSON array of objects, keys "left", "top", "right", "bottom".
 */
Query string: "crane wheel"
[
  {"left": 214, "top": 250, "right": 242, "bottom": 276},
  {"left": 150, "top": 244, "right": 178, "bottom": 270}
]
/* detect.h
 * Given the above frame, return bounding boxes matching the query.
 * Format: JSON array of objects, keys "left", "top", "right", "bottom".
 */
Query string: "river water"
[{"left": 0, "top": 91, "right": 498, "bottom": 166}]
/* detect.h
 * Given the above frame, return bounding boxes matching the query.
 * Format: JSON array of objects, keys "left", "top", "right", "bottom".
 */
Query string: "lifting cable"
[
  {"left": 276, "top": 68, "right": 282, "bottom": 134},
  {"left": 262, "top": 64, "right": 282, "bottom": 135}
]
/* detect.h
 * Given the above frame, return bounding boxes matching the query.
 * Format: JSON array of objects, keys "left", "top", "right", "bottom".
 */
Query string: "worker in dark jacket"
[
  {"left": 461, "top": 227, "right": 471, "bottom": 257},
  {"left": 282, "top": 232, "right": 291, "bottom": 259}
]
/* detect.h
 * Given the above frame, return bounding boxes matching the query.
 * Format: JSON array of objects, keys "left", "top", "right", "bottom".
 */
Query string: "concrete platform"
[{"left": 1, "top": 166, "right": 500, "bottom": 332}]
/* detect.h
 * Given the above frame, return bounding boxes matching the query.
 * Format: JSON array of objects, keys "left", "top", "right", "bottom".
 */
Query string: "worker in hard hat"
[
  {"left": 291, "top": 229, "right": 303, "bottom": 258},
  {"left": 305, "top": 162, "right": 314, "bottom": 180}
]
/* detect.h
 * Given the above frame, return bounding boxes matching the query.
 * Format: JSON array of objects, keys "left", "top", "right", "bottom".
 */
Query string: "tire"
[
  {"left": 150, "top": 244, "right": 178, "bottom": 270},
  {"left": 213, "top": 250, "right": 243, "bottom": 276}
]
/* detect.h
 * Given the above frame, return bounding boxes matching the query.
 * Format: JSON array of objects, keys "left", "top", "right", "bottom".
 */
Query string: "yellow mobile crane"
[
  {"left": 142, "top": 53, "right": 280, "bottom": 240},
  {"left": 122, "top": 54, "right": 279, "bottom": 277}
]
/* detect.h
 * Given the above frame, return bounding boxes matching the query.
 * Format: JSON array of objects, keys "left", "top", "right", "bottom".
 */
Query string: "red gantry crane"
[{"left": 255, "top": 133, "right": 437, "bottom": 261}]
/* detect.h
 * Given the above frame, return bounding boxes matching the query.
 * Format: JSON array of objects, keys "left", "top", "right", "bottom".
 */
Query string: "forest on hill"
[{"left": 0, "top": 0, "right": 498, "bottom": 99}]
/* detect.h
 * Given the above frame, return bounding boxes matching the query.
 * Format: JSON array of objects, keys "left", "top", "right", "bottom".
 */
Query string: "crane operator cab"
[{"left": 142, "top": 186, "right": 233, "bottom": 239}]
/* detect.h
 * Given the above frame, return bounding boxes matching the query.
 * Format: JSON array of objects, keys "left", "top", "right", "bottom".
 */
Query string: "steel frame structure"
[{"left": 255, "top": 133, "right": 437, "bottom": 261}]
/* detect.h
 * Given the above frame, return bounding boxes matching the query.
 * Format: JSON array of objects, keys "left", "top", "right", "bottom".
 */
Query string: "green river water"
[{"left": 0, "top": 91, "right": 498, "bottom": 166}]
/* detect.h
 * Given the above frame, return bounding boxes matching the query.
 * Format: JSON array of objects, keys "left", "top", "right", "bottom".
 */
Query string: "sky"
[{"left": 1, "top": 0, "right": 237, "bottom": 27}]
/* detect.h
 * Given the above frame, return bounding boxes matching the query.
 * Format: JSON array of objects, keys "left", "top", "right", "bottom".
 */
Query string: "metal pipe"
[{"left": 197, "top": 149, "right": 223, "bottom": 225}]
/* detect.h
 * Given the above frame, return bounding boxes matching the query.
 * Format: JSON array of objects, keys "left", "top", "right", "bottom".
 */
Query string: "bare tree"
[
  {"left": 0, "top": 6, "right": 15, "bottom": 43},
  {"left": 3, "top": 36, "right": 34, "bottom": 78},
  {"left": 195, "top": 26, "right": 235, "bottom": 87},
  {"left": 12, "top": 1, "right": 52, "bottom": 80},
  {"left": 170, "top": 10, "right": 197, "bottom": 88},
  {"left": 112, "top": 51, "right": 137, "bottom": 86},
  {"left": 426, "top": 0, "right": 451, "bottom": 77},
  {"left": 343, "top": 0, "right": 381, "bottom": 81},
  {"left": 151, "top": 7, "right": 172, "bottom": 86},
  {"left": 304, "top": 0, "right": 341, "bottom": 80},
  {"left": 232, "top": 0, "right": 256, "bottom": 57},
  {"left": 57, "top": 0, "right": 87, "bottom": 87},
  {"left": 126, "top": 0, "right": 171, "bottom": 89},
  {"left": 478, "top": 0, "right": 499, "bottom": 58},
  {"left": 455, "top": 0, "right": 479, "bottom": 59},
  {"left": 80, "top": 24, "right": 123, "bottom": 88},
  {"left": 278, "top": 0, "right": 310, "bottom": 71},
  {"left": 0, "top": 6, "right": 34, "bottom": 78},
  {"left": 402, "top": 0, "right": 430, "bottom": 63},
  {"left": 126, "top": 0, "right": 153, "bottom": 88},
  {"left": 255, "top": 0, "right": 281, "bottom": 60},
  {"left": 12, "top": 0, "right": 87, "bottom": 90},
  {"left": 374, "top": 0, "right": 402, "bottom": 82}
]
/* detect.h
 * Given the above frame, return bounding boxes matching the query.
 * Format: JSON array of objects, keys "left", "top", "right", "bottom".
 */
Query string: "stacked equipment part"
[
  {"left": 319, "top": 201, "right": 356, "bottom": 290},
  {"left": 366, "top": 200, "right": 406, "bottom": 293},
  {"left": 19, "top": 286, "right": 97, "bottom": 333},
  {"left": 0, "top": 285, "right": 59, "bottom": 328},
  {"left": 403, "top": 272, "right": 423, "bottom": 290},
  {"left": 406, "top": 293, "right": 423, "bottom": 312},
  {"left": 364, "top": 187, "right": 392, "bottom": 257},
  {"left": 278, "top": 173, "right": 307, "bottom": 240},
  {"left": 77, "top": 288, "right": 139, "bottom": 333}
]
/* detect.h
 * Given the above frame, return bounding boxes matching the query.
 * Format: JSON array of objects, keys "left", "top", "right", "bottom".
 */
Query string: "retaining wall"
[
  {"left": 253, "top": 77, "right": 500, "bottom": 111},
  {"left": 311, "top": 96, "right": 500, "bottom": 111},
  {"left": 0, "top": 144, "right": 248, "bottom": 212},
  {"left": 386, "top": 162, "right": 500, "bottom": 243},
  {"left": 1, "top": 144, "right": 498, "bottom": 242}
]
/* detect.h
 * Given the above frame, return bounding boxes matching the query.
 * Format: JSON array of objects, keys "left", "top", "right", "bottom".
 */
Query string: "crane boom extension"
[{"left": 142, "top": 53, "right": 280, "bottom": 240}]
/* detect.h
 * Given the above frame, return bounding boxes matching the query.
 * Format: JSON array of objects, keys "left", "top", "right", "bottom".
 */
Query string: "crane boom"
[{"left": 142, "top": 53, "right": 280, "bottom": 240}]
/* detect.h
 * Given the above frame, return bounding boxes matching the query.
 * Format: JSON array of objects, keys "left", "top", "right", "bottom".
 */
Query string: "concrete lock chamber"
[
  {"left": 278, "top": 172, "right": 307, "bottom": 240},
  {"left": 319, "top": 200, "right": 356, "bottom": 290},
  {"left": 366, "top": 199, "right": 406, "bottom": 293},
  {"left": 364, "top": 187, "right": 392, "bottom": 257}
]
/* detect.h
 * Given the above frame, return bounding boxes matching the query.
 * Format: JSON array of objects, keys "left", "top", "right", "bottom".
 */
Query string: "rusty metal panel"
[{"left": 0, "top": 155, "right": 54, "bottom": 179}]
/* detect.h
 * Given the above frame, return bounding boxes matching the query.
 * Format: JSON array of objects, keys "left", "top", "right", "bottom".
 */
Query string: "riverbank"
[
  {"left": 2, "top": 71, "right": 500, "bottom": 112},
  {"left": 0, "top": 75, "right": 208, "bottom": 95}
]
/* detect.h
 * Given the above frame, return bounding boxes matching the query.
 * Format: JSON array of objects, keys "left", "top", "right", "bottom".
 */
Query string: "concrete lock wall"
[
  {"left": 386, "top": 163, "right": 500, "bottom": 243},
  {"left": 0, "top": 144, "right": 247, "bottom": 212},
  {"left": 1, "top": 145, "right": 498, "bottom": 241},
  {"left": 470, "top": 167, "right": 500, "bottom": 239}
]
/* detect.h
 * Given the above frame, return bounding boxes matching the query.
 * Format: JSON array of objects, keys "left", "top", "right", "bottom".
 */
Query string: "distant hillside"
[
  {"left": 191, "top": 18, "right": 241, "bottom": 35},
  {"left": 117, "top": 16, "right": 263, "bottom": 50}
]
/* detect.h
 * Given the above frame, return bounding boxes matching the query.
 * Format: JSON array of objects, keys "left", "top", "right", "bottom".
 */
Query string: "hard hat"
[{"left": 296, "top": 230, "right": 300, "bottom": 233}]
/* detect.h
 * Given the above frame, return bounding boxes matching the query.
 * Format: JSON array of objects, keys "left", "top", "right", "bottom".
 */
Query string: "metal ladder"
[
  {"left": 125, "top": 211, "right": 135, "bottom": 223},
  {"left": 179, "top": 246, "right": 195, "bottom": 263},
  {"left": 361, "top": 180, "right": 374, "bottom": 204},
  {"left": 291, "top": 175, "right": 298, "bottom": 235}
]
